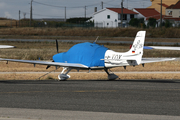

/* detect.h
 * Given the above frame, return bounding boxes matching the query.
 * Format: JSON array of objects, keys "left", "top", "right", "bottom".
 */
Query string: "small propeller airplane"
[{"left": 0, "top": 31, "right": 175, "bottom": 80}]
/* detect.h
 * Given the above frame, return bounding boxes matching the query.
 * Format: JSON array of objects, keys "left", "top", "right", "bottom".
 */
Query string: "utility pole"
[
  {"left": 127, "top": 0, "right": 128, "bottom": 9},
  {"left": 30, "top": 0, "right": 33, "bottom": 27},
  {"left": 23, "top": 13, "right": 26, "bottom": 19},
  {"left": 85, "top": 6, "right": 86, "bottom": 18},
  {"left": 101, "top": 1, "right": 103, "bottom": 9},
  {"left": 19, "top": 10, "right": 20, "bottom": 27},
  {"left": 65, "top": 7, "right": 66, "bottom": 22},
  {"left": 160, "top": 0, "right": 162, "bottom": 28},
  {"left": 121, "top": 0, "right": 123, "bottom": 28}
]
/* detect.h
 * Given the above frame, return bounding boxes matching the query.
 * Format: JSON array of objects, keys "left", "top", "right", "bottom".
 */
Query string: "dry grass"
[
  {"left": 1, "top": 34, "right": 180, "bottom": 44},
  {"left": 0, "top": 28, "right": 180, "bottom": 45},
  {"left": 0, "top": 41, "right": 76, "bottom": 60},
  {"left": 1, "top": 27, "right": 180, "bottom": 40},
  {"left": 0, "top": 41, "right": 180, "bottom": 60}
]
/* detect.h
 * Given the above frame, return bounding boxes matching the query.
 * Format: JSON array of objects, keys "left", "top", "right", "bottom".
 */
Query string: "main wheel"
[
  {"left": 58, "top": 74, "right": 70, "bottom": 81},
  {"left": 108, "top": 73, "right": 118, "bottom": 80}
]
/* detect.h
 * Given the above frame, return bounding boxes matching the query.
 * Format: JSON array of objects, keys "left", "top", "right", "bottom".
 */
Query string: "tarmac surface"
[{"left": 0, "top": 80, "right": 180, "bottom": 120}]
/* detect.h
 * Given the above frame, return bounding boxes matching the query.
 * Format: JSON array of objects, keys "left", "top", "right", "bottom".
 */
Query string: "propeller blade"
[{"left": 56, "top": 39, "right": 59, "bottom": 53}]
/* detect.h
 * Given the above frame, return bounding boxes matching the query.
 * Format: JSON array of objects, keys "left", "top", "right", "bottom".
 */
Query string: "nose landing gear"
[{"left": 58, "top": 67, "right": 71, "bottom": 81}]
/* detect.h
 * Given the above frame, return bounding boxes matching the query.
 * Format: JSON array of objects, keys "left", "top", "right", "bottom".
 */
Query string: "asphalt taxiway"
[{"left": 0, "top": 80, "right": 180, "bottom": 120}]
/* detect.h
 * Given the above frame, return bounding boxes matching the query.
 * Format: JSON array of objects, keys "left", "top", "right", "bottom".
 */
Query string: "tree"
[
  {"left": 148, "top": 18, "right": 157, "bottom": 28},
  {"left": 66, "top": 17, "right": 91, "bottom": 23},
  {"left": 129, "top": 18, "right": 139, "bottom": 27},
  {"left": 165, "top": 20, "right": 172, "bottom": 28},
  {"left": 129, "top": 18, "right": 145, "bottom": 28}
]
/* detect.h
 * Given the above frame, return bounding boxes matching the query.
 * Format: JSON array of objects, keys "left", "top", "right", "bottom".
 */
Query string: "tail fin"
[
  {"left": 128, "top": 31, "right": 146, "bottom": 54},
  {"left": 125, "top": 31, "right": 146, "bottom": 65}
]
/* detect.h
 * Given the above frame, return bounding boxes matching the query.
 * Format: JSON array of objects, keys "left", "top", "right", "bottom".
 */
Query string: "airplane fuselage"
[{"left": 53, "top": 42, "right": 143, "bottom": 70}]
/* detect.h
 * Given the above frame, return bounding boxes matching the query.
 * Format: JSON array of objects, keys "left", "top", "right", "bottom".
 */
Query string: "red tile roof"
[
  {"left": 134, "top": 8, "right": 160, "bottom": 18},
  {"left": 166, "top": 1, "right": 180, "bottom": 9},
  {"left": 146, "top": 15, "right": 180, "bottom": 21},
  {"left": 164, "top": 17, "right": 180, "bottom": 21},
  {"left": 146, "top": 15, "right": 166, "bottom": 20},
  {"left": 107, "top": 8, "right": 138, "bottom": 14},
  {"left": 167, "top": 4, "right": 175, "bottom": 9},
  {"left": 157, "top": 3, "right": 169, "bottom": 8},
  {"left": 134, "top": 8, "right": 166, "bottom": 20}
]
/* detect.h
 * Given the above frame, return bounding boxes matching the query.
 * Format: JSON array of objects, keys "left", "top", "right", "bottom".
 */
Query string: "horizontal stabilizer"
[
  {"left": 141, "top": 58, "right": 176, "bottom": 64},
  {"left": 144, "top": 46, "right": 180, "bottom": 50},
  {"left": 0, "top": 45, "right": 15, "bottom": 49}
]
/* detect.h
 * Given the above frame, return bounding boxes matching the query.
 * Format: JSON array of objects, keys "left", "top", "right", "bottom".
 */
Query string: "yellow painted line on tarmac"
[
  {"left": 0, "top": 90, "right": 117, "bottom": 94},
  {"left": 74, "top": 90, "right": 117, "bottom": 93},
  {"left": 164, "top": 89, "right": 180, "bottom": 91}
]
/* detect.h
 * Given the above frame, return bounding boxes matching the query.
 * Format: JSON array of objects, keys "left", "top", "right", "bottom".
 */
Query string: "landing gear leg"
[
  {"left": 104, "top": 68, "right": 118, "bottom": 80},
  {"left": 58, "top": 67, "right": 71, "bottom": 81}
]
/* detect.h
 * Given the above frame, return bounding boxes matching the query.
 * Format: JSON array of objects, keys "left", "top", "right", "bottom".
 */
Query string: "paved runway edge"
[{"left": 0, "top": 108, "right": 180, "bottom": 120}]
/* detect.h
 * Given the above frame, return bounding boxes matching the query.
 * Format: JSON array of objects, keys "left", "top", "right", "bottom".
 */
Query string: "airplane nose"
[{"left": 53, "top": 53, "right": 63, "bottom": 62}]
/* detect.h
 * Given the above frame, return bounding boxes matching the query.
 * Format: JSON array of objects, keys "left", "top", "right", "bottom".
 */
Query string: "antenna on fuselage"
[
  {"left": 56, "top": 39, "right": 59, "bottom": 53},
  {"left": 94, "top": 36, "right": 99, "bottom": 43}
]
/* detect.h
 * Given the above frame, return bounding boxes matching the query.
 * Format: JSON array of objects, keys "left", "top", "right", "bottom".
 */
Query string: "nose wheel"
[
  {"left": 58, "top": 67, "right": 71, "bottom": 81},
  {"left": 58, "top": 74, "right": 70, "bottom": 81}
]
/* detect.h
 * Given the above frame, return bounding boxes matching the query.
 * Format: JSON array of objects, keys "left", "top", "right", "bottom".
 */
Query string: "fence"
[
  {"left": 0, "top": 19, "right": 95, "bottom": 28},
  {"left": 95, "top": 21, "right": 129, "bottom": 28},
  {"left": 0, "top": 19, "right": 130, "bottom": 28},
  {"left": 0, "top": 19, "right": 19, "bottom": 28}
]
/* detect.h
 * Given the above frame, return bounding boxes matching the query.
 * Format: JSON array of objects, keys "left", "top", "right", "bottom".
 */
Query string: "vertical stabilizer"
[
  {"left": 125, "top": 31, "right": 146, "bottom": 65},
  {"left": 128, "top": 31, "right": 146, "bottom": 54}
]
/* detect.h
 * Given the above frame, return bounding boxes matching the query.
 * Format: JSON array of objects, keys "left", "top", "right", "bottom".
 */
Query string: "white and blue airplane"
[{"left": 0, "top": 31, "right": 175, "bottom": 80}]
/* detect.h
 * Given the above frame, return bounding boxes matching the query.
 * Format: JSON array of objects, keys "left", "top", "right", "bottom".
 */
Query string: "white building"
[
  {"left": 166, "top": 1, "right": 180, "bottom": 18},
  {"left": 91, "top": 8, "right": 138, "bottom": 28}
]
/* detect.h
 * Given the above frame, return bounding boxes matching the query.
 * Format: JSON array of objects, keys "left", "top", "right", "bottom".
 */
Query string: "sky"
[{"left": 0, "top": 0, "right": 152, "bottom": 20}]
